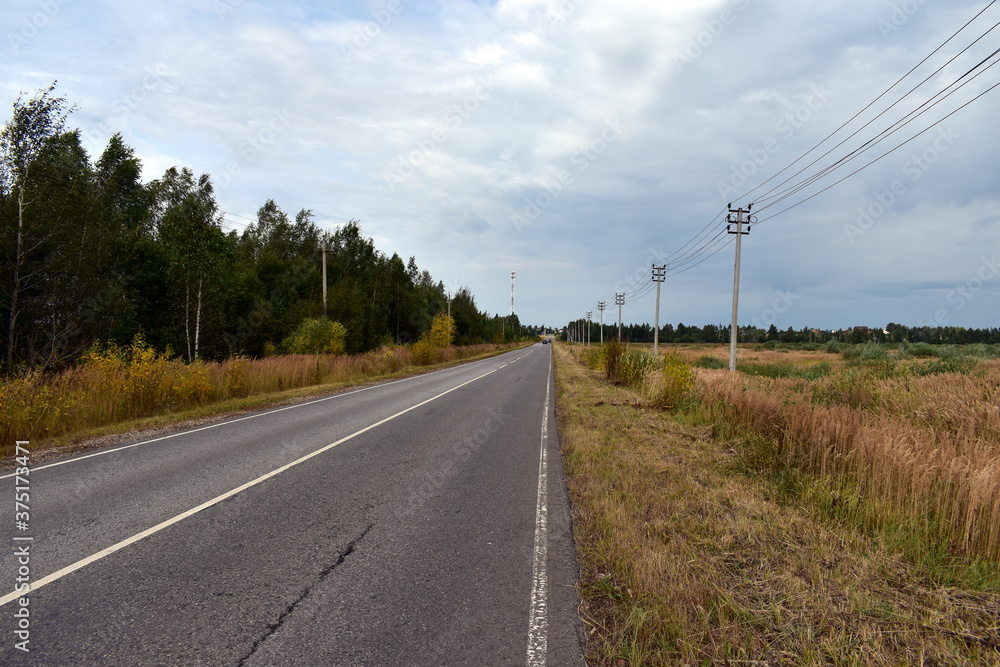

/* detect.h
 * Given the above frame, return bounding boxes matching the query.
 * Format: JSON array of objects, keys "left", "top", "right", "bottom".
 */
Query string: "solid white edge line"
[
  {"left": 526, "top": 351, "right": 552, "bottom": 666},
  {"left": 0, "top": 363, "right": 510, "bottom": 607},
  {"left": 1, "top": 346, "right": 537, "bottom": 480}
]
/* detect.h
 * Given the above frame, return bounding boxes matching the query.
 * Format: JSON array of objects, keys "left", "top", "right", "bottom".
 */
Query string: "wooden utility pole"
[
  {"left": 652, "top": 264, "right": 666, "bottom": 357},
  {"left": 598, "top": 301, "right": 606, "bottom": 344},
  {"left": 615, "top": 293, "right": 625, "bottom": 341},
  {"left": 727, "top": 204, "right": 752, "bottom": 372}
]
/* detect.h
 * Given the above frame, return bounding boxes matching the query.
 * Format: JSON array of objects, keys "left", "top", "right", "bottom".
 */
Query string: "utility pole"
[
  {"left": 586, "top": 311, "right": 592, "bottom": 346},
  {"left": 652, "top": 264, "right": 666, "bottom": 357},
  {"left": 598, "top": 301, "right": 606, "bottom": 345},
  {"left": 615, "top": 293, "right": 625, "bottom": 341},
  {"left": 727, "top": 203, "right": 752, "bottom": 372},
  {"left": 447, "top": 292, "right": 452, "bottom": 318},
  {"left": 321, "top": 238, "right": 328, "bottom": 316}
]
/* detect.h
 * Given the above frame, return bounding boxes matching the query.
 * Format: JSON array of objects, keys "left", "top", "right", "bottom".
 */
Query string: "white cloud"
[{"left": 0, "top": 0, "right": 997, "bottom": 328}]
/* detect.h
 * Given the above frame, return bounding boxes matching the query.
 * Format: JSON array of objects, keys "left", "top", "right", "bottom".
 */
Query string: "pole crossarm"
[
  {"left": 726, "top": 204, "right": 756, "bottom": 372},
  {"left": 597, "top": 301, "right": 606, "bottom": 345},
  {"left": 652, "top": 264, "right": 666, "bottom": 356}
]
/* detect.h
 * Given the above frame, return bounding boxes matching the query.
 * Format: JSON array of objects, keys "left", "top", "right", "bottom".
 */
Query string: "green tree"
[
  {"left": 283, "top": 317, "right": 347, "bottom": 355},
  {"left": 82, "top": 133, "right": 157, "bottom": 348},
  {"left": 231, "top": 200, "right": 321, "bottom": 356},
  {"left": 151, "top": 167, "right": 227, "bottom": 361},
  {"left": 428, "top": 312, "right": 455, "bottom": 348},
  {"left": 0, "top": 83, "right": 76, "bottom": 370}
]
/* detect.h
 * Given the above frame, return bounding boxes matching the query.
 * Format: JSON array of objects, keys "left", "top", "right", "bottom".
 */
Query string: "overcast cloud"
[{"left": 2, "top": 0, "right": 998, "bottom": 331}]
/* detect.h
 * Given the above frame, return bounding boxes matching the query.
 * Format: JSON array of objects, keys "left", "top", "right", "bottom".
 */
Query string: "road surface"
[{"left": 0, "top": 343, "right": 584, "bottom": 665}]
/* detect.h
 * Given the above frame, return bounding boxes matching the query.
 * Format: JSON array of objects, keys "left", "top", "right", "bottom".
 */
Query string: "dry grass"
[
  {"left": 554, "top": 343, "right": 1000, "bottom": 665},
  {"left": 693, "top": 355, "right": 1000, "bottom": 566},
  {"left": 0, "top": 337, "right": 522, "bottom": 452}
]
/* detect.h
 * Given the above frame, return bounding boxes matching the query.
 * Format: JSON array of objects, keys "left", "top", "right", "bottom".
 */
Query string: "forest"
[
  {"left": 564, "top": 319, "right": 1000, "bottom": 346},
  {"left": 0, "top": 84, "right": 528, "bottom": 374}
]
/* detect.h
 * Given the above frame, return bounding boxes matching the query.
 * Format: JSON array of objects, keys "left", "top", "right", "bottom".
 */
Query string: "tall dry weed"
[
  {"left": 1, "top": 339, "right": 515, "bottom": 450},
  {"left": 695, "top": 363, "right": 1000, "bottom": 562}
]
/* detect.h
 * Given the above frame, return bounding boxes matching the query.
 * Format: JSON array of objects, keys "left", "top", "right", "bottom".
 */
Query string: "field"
[
  {"left": 555, "top": 342, "right": 1000, "bottom": 665},
  {"left": 0, "top": 337, "right": 527, "bottom": 454}
]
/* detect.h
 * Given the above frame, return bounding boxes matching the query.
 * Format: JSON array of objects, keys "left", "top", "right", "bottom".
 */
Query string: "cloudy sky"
[{"left": 2, "top": 0, "right": 998, "bottom": 331}]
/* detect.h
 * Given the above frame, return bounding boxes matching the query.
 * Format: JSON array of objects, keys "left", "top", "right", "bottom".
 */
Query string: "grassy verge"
[
  {"left": 1, "top": 341, "right": 531, "bottom": 458},
  {"left": 553, "top": 343, "right": 1000, "bottom": 665}
]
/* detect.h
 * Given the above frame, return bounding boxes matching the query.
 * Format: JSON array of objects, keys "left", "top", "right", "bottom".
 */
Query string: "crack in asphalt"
[{"left": 237, "top": 524, "right": 374, "bottom": 666}]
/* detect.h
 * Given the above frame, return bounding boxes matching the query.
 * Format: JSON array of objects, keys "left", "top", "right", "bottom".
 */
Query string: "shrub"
[
  {"left": 823, "top": 340, "right": 841, "bottom": 354},
  {"left": 908, "top": 342, "right": 936, "bottom": 358},
  {"left": 859, "top": 342, "right": 889, "bottom": 362},
  {"left": 410, "top": 339, "right": 440, "bottom": 365},
  {"left": 618, "top": 347, "right": 656, "bottom": 388},
  {"left": 907, "top": 356, "right": 977, "bottom": 376},
  {"left": 283, "top": 317, "right": 347, "bottom": 355},
  {"left": 649, "top": 352, "right": 695, "bottom": 410},
  {"left": 738, "top": 361, "right": 830, "bottom": 379},
  {"left": 581, "top": 345, "right": 607, "bottom": 371},
  {"left": 602, "top": 341, "right": 655, "bottom": 388},
  {"left": 603, "top": 340, "right": 625, "bottom": 384},
  {"left": 840, "top": 344, "right": 861, "bottom": 360},
  {"left": 694, "top": 354, "right": 727, "bottom": 370},
  {"left": 803, "top": 362, "right": 831, "bottom": 379}
]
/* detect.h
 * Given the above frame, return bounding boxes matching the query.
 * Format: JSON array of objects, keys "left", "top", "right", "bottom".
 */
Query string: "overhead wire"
[
  {"left": 754, "top": 73, "right": 1000, "bottom": 225},
  {"left": 740, "top": 0, "right": 997, "bottom": 205},
  {"left": 583, "top": 2, "right": 999, "bottom": 324},
  {"left": 754, "top": 41, "right": 1000, "bottom": 211},
  {"left": 610, "top": 209, "right": 731, "bottom": 304}
]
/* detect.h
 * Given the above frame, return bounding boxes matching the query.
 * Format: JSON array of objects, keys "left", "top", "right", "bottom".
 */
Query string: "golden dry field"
[
  {"left": 556, "top": 342, "right": 1000, "bottom": 665},
  {"left": 0, "top": 337, "right": 525, "bottom": 453}
]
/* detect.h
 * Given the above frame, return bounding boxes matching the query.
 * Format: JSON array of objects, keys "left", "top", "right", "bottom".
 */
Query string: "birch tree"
[{"left": 0, "top": 83, "right": 75, "bottom": 370}]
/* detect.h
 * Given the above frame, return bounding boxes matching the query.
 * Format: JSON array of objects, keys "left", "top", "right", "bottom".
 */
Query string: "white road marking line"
[
  {"left": 1, "top": 348, "right": 535, "bottom": 480},
  {"left": 526, "top": 353, "right": 552, "bottom": 666},
  {"left": 0, "top": 364, "right": 507, "bottom": 607}
]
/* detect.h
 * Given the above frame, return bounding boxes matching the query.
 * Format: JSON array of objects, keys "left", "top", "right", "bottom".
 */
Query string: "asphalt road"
[{"left": 0, "top": 343, "right": 585, "bottom": 665}]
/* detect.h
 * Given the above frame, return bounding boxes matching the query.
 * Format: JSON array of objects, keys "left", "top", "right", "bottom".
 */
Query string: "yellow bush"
[
  {"left": 648, "top": 352, "right": 695, "bottom": 410},
  {"left": 411, "top": 339, "right": 440, "bottom": 365}
]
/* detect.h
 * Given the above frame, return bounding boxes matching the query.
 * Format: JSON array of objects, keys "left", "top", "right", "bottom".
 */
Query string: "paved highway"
[{"left": 0, "top": 343, "right": 584, "bottom": 665}]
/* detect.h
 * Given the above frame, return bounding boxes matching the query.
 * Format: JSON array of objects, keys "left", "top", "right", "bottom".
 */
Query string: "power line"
[
  {"left": 755, "top": 74, "right": 1000, "bottom": 225},
  {"left": 755, "top": 42, "right": 1000, "bottom": 212},
  {"left": 742, "top": 1, "right": 998, "bottom": 205},
  {"left": 587, "top": 3, "right": 999, "bottom": 334}
]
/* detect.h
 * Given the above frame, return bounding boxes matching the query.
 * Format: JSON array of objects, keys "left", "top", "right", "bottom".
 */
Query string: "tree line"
[
  {"left": 564, "top": 320, "right": 1000, "bottom": 345},
  {"left": 0, "top": 84, "right": 523, "bottom": 373}
]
